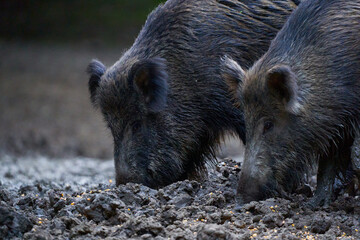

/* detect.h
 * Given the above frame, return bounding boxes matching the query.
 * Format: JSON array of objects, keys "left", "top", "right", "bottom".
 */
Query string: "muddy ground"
[
  {"left": 0, "top": 42, "right": 359, "bottom": 239},
  {"left": 1, "top": 155, "right": 359, "bottom": 240}
]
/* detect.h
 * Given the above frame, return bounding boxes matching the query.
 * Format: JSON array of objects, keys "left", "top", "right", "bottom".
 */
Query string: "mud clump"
[
  {"left": 310, "top": 216, "right": 332, "bottom": 234},
  {"left": 0, "top": 203, "right": 33, "bottom": 238},
  {"left": 0, "top": 155, "right": 359, "bottom": 239}
]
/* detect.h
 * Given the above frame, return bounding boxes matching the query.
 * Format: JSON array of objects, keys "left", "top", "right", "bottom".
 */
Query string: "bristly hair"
[
  {"left": 89, "top": 0, "right": 302, "bottom": 187},
  {"left": 261, "top": 0, "right": 360, "bottom": 193},
  {"left": 128, "top": 0, "right": 301, "bottom": 176},
  {"left": 87, "top": 59, "right": 106, "bottom": 106}
]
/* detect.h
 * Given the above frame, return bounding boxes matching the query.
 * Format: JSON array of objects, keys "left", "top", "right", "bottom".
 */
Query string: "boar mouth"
[{"left": 236, "top": 175, "right": 286, "bottom": 205}]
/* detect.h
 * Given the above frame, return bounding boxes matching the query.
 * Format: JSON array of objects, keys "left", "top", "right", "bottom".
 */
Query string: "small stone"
[
  {"left": 252, "top": 215, "right": 262, "bottom": 223},
  {"left": 310, "top": 217, "right": 332, "bottom": 234}
]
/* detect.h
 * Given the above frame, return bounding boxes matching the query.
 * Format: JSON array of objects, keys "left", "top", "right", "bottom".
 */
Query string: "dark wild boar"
[
  {"left": 87, "top": 0, "right": 300, "bottom": 188},
  {"left": 223, "top": 0, "right": 360, "bottom": 206}
]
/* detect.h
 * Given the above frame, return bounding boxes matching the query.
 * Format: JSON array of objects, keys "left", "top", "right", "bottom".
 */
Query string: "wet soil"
[{"left": 1, "top": 155, "right": 359, "bottom": 240}]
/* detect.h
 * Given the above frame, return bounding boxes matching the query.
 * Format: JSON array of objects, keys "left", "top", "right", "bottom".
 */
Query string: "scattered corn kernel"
[
  {"left": 71, "top": 202, "right": 75, "bottom": 205},
  {"left": 109, "top": 179, "right": 113, "bottom": 183}
]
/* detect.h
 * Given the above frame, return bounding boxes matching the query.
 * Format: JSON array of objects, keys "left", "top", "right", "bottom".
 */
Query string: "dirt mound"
[{"left": 0, "top": 155, "right": 359, "bottom": 239}]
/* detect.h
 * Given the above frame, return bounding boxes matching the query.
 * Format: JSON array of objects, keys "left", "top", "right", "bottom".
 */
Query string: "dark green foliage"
[{"left": 0, "top": 0, "right": 164, "bottom": 44}]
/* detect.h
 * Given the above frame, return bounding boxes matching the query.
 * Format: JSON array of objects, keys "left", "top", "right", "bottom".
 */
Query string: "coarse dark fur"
[
  {"left": 87, "top": 0, "right": 300, "bottom": 188},
  {"left": 223, "top": 0, "right": 360, "bottom": 206}
]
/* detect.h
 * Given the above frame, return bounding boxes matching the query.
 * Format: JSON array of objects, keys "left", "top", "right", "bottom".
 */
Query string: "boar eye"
[
  {"left": 263, "top": 121, "right": 274, "bottom": 135},
  {"left": 147, "top": 168, "right": 154, "bottom": 178},
  {"left": 132, "top": 121, "right": 141, "bottom": 133}
]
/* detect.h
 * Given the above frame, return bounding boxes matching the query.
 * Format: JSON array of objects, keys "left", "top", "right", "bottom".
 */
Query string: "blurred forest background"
[
  {"left": 0, "top": 0, "right": 164, "bottom": 159},
  {"left": 0, "top": 0, "right": 163, "bottom": 45}
]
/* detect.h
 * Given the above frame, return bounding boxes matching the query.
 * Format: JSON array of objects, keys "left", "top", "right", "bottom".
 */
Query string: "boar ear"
[
  {"left": 87, "top": 59, "right": 106, "bottom": 107},
  {"left": 131, "top": 58, "right": 168, "bottom": 113},
  {"left": 221, "top": 56, "right": 245, "bottom": 106},
  {"left": 266, "top": 65, "right": 300, "bottom": 114}
]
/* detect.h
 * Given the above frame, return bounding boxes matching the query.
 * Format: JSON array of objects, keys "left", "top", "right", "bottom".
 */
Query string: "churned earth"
[{"left": 1, "top": 155, "right": 359, "bottom": 240}]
